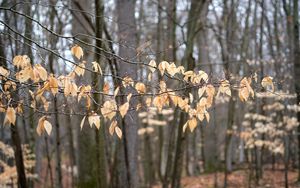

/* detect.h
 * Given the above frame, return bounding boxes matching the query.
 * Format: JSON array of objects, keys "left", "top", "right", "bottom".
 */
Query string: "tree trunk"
[
  {"left": 11, "top": 124, "right": 27, "bottom": 188},
  {"left": 116, "top": 0, "right": 139, "bottom": 187}
]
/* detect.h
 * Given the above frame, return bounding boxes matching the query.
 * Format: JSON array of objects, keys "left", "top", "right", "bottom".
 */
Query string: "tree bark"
[{"left": 116, "top": 0, "right": 139, "bottom": 187}]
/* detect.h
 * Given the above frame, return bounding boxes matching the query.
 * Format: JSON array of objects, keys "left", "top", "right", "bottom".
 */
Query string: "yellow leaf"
[
  {"left": 158, "top": 61, "right": 169, "bottom": 75},
  {"left": 198, "top": 70, "right": 208, "bottom": 82},
  {"left": 183, "top": 122, "right": 188, "bottom": 133},
  {"left": 122, "top": 76, "right": 134, "bottom": 87},
  {"left": 135, "top": 82, "right": 146, "bottom": 94},
  {"left": 261, "top": 76, "right": 274, "bottom": 91},
  {"left": 115, "top": 126, "right": 122, "bottom": 139},
  {"left": 0, "top": 66, "right": 9, "bottom": 77},
  {"left": 205, "top": 111, "right": 210, "bottom": 122},
  {"left": 74, "top": 62, "right": 85, "bottom": 76},
  {"left": 166, "top": 62, "right": 178, "bottom": 76},
  {"left": 188, "top": 118, "right": 197, "bottom": 132},
  {"left": 71, "top": 45, "right": 84, "bottom": 60},
  {"left": 183, "top": 71, "right": 194, "bottom": 82},
  {"left": 109, "top": 120, "right": 117, "bottom": 135},
  {"left": 127, "top": 93, "right": 133, "bottom": 102},
  {"left": 91, "top": 61, "right": 103, "bottom": 74},
  {"left": 101, "top": 100, "right": 117, "bottom": 120},
  {"left": 4, "top": 107, "right": 16, "bottom": 126},
  {"left": 119, "top": 102, "right": 129, "bottom": 118},
  {"left": 44, "top": 120, "right": 52, "bottom": 135},
  {"left": 239, "top": 77, "right": 254, "bottom": 102},
  {"left": 198, "top": 86, "right": 206, "bottom": 98},
  {"left": 114, "top": 86, "right": 120, "bottom": 97},
  {"left": 36, "top": 116, "right": 46, "bottom": 136},
  {"left": 36, "top": 116, "right": 52, "bottom": 135},
  {"left": 217, "top": 80, "right": 231, "bottom": 97},
  {"left": 34, "top": 64, "right": 48, "bottom": 81},
  {"left": 49, "top": 75, "right": 59, "bottom": 95},
  {"left": 145, "top": 97, "right": 152, "bottom": 107},
  {"left": 15, "top": 66, "right": 33, "bottom": 83},
  {"left": 80, "top": 116, "right": 86, "bottom": 130},
  {"left": 148, "top": 60, "right": 156, "bottom": 73},
  {"left": 147, "top": 72, "right": 152, "bottom": 81},
  {"left": 189, "top": 93, "right": 194, "bottom": 103},
  {"left": 13, "top": 55, "right": 30, "bottom": 69},
  {"left": 88, "top": 113, "right": 101, "bottom": 129}
]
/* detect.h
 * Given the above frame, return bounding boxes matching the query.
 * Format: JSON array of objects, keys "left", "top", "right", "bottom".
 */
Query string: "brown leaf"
[{"left": 71, "top": 45, "right": 84, "bottom": 60}]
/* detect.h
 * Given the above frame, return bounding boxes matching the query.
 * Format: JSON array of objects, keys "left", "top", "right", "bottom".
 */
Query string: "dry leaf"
[
  {"left": 114, "top": 87, "right": 120, "bottom": 97},
  {"left": 71, "top": 45, "right": 84, "bottom": 60},
  {"left": 101, "top": 100, "right": 117, "bottom": 120},
  {"left": 109, "top": 120, "right": 117, "bottom": 135},
  {"left": 261, "top": 76, "right": 274, "bottom": 91},
  {"left": 119, "top": 102, "right": 129, "bottom": 118},
  {"left": 122, "top": 76, "right": 134, "bottom": 87},
  {"left": 135, "top": 82, "right": 146, "bottom": 94},
  {"left": 74, "top": 62, "right": 85, "bottom": 76},
  {"left": 148, "top": 60, "right": 156, "bottom": 73},
  {"left": 0, "top": 66, "right": 9, "bottom": 77},
  {"left": 158, "top": 61, "right": 169, "bottom": 75},
  {"left": 4, "top": 107, "right": 16, "bottom": 126},
  {"left": 88, "top": 113, "right": 100, "bottom": 129},
  {"left": 80, "top": 116, "right": 86, "bottom": 130},
  {"left": 115, "top": 126, "right": 122, "bottom": 139},
  {"left": 13, "top": 55, "right": 30, "bottom": 69},
  {"left": 91, "top": 61, "right": 103, "bottom": 74},
  {"left": 44, "top": 120, "right": 52, "bottom": 135}
]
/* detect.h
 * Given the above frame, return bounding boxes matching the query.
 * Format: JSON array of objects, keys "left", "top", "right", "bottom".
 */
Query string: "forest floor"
[
  {"left": 155, "top": 167, "right": 300, "bottom": 188},
  {"left": 180, "top": 169, "right": 299, "bottom": 188}
]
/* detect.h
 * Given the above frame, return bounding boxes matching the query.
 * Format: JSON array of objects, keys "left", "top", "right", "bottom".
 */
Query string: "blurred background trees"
[{"left": 0, "top": 0, "right": 299, "bottom": 187}]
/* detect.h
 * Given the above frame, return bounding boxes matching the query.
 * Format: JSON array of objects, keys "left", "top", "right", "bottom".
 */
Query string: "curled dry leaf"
[
  {"left": 4, "top": 107, "right": 16, "bottom": 126},
  {"left": 115, "top": 126, "right": 122, "bottom": 139},
  {"left": 91, "top": 61, "right": 103, "bottom": 74},
  {"left": 109, "top": 120, "right": 117, "bottom": 135},
  {"left": 114, "top": 86, "right": 120, "bottom": 97},
  {"left": 148, "top": 60, "right": 156, "bottom": 73},
  {"left": 122, "top": 76, "right": 134, "bottom": 88},
  {"left": 261, "top": 76, "right": 274, "bottom": 91},
  {"left": 36, "top": 116, "right": 52, "bottom": 135},
  {"left": 48, "top": 75, "right": 59, "bottom": 95},
  {"left": 158, "top": 61, "right": 169, "bottom": 75},
  {"left": 15, "top": 66, "right": 33, "bottom": 83},
  {"left": 135, "top": 82, "right": 146, "bottom": 94},
  {"left": 80, "top": 116, "right": 86, "bottom": 130},
  {"left": 239, "top": 77, "right": 254, "bottom": 102},
  {"left": 166, "top": 62, "right": 178, "bottom": 76},
  {"left": 119, "top": 102, "right": 129, "bottom": 118},
  {"left": 217, "top": 80, "right": 231, "bottom": 97},
  {"left": 101, "top": 100, "right": 117, "bottom": 120},
  {"left": 0, "top": 66, "right": 9, "bottom": 77},
  {"left": 74, "top": 62, "right": 85, "bottom": 77},
  {"left": 13, "top": 55, "right": 31, "bottom": 69},
  {"left": 34, "top": 64, "right": 48, "bottom": 81},
  {"left": 188, "top": 118, "right": 197, "bottom": 132},
  {"left": 71, "top": 45, "right": 84, "bottom": 60},
  {"left": 88, "top": 113, "right": 101, "bottom": 129},
  {"left": 127, "top": 93, "right": 133, "bottom": 102}
]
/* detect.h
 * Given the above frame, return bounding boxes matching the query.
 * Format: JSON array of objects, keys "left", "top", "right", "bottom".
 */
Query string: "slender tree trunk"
[
  {"left": 11, "top": 124, "right": 27, "bottom": 188},
  {"left": 116, "top": 0, "right": 139, "bottom": 187},
  {"left": 94, "top": 0, "right": 108, "bottom": 187}
]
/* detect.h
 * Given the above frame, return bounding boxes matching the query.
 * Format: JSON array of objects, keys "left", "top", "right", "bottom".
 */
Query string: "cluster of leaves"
[
  {"left": 0, "top": 142, "right": 36, "bottom": 186},
  {"left": 0, "top": 45, "right": 275, "bottom": 137},
  {"left": 240, "top": 94, "right": 299, "bottom": 155}
]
